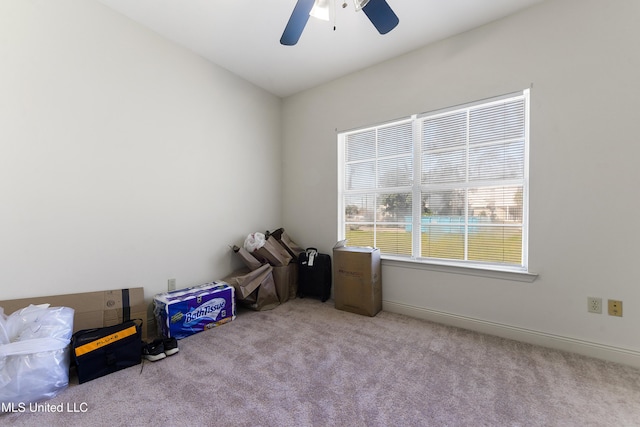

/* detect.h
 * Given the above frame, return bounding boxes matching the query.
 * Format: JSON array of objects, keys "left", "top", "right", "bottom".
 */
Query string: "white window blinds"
[{"left": 339, "top": 90, "right": 529, "bottom": 271}]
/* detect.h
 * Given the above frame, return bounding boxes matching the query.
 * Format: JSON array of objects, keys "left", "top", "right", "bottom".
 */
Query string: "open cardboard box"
[{"left": 0, "top": 288, "right": 148, "bottom": 340}]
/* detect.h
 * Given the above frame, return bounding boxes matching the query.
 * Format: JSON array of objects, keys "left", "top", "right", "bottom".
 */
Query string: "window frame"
[{"left": 337, "top": 89, "right": 531, "bottom": 275}]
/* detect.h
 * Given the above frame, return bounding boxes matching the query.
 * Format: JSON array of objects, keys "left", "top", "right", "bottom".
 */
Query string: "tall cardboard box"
[{"left": 333, "top": 247, "right": 381, "bottom": 317}]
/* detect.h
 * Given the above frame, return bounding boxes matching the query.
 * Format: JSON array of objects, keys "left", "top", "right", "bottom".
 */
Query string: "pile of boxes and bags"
[
  {"left": 152, "top": 228, "right": 304, "bottom": 346},
  {"left": 225, "top": 228, "right": 303, "bottom": 311},
  {"left": 0, "top": 230, "right": 385, "bottom": 409},
  {"left": 0, "top": 228, "right": 304, "bottom": 408},
  {"left": 0, "top": 230, "right": 303, "bottom": 407}
]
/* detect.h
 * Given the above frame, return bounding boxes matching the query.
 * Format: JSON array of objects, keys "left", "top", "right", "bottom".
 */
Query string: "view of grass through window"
[{"left": 344, "top": 226, "right": 522, "bottom": 264}]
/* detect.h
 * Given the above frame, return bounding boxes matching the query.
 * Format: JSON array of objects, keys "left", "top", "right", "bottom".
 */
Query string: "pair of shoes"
[{"left": 142, "top": 337, "right": 179, "bottom": 362}]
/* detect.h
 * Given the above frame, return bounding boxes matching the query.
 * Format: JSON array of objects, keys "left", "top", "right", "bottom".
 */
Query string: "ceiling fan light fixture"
[
  {"left": 281, "top": 0, "right": 397, "bottom": 46},
  {"left": 353, "top": 0, "right": 370, "bottom": 11},
  {"left": 309, "top": 0, "right": 332, "bottom": 21}
]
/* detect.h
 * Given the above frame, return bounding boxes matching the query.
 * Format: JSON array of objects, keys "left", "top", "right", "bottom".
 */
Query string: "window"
[{"left": 338, "top": 90, "right": 529, "bottom": 272}]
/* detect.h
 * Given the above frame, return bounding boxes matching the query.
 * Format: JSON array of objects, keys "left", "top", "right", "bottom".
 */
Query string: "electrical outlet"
[
  {"left": 587, "top": 297, "right": 602, "bottom": 314},
  {"left": 608, "top": 299, "right": 623, "bottom": 317},
  {"left": 168, "top": 278, "right": 176, "bottom": 291}
]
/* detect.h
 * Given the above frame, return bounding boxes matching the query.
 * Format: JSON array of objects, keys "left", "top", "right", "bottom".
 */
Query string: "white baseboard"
[{"left": 383, "top": 300, "right": 640, "bottom": 369}]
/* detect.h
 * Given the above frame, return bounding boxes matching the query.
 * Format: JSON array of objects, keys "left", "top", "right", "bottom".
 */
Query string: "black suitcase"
[{"left": 297, "top": 248, "right": 331, "bottom": 302}]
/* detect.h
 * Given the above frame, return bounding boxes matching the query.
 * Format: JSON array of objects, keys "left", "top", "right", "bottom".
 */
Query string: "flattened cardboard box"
[
  {"left": 333, "top": 247, "right": 382, "bottom": 317},
  {"left": 0, "top": 288, "right": 148, "bottom": 339}
]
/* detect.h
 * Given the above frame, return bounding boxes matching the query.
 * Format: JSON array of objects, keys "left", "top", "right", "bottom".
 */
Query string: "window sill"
[{"left": 381, "top": 257, "right": 538, "bottom": 283}]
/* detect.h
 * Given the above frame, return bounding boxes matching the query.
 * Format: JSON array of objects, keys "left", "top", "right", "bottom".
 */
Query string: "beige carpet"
[{"left": 3, "top": 297, "right": 640, "bottom": 426}]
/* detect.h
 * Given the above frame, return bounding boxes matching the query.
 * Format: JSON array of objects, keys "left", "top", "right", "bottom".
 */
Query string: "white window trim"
[
  {"left": 338, "top": 90, "right": 532, "bottom": 276},
  {"left": 382, "top": 256, "right": 538, "bottom": 282}
]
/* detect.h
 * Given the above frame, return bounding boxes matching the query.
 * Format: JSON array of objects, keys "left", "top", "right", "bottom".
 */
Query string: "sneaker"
[
  {"left": 163, "top": 337, "right": 179, "bottom": 356},
  {"left": 142, "top": 339, "right": 166, "bottom": 362}
]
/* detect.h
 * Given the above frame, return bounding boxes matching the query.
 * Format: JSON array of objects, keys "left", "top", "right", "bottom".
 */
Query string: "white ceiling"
[{"left": 96, "top": 0, "right": 544, "bottom": 98}]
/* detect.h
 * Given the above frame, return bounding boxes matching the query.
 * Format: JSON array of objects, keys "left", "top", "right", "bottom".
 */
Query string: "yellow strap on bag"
[{"left": 74, "top": 325, "right": 138, "bottom": 357}]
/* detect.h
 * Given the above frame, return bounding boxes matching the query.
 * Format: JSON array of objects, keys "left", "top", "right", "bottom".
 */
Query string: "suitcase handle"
[{"left": 304, "top": 248, "right": 318, "bottom": 266}]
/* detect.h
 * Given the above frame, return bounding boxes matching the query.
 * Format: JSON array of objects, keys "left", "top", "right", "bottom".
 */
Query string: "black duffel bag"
[{"left": 71, "top": 319, "right": 142, "bottom": 384}]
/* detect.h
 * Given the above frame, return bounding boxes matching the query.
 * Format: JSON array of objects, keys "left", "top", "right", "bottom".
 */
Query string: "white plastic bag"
[
  {"left": 0, "top": 304, "right": 74, "bottom": 405},
  {"left": 244, "top": 232, "right": 266, "bottom": 252},
  {"left": 5, "top": 304, "right": 73, "bottom": 342},
  {"left": 0, "top": 308, "right": 9, "bottom": 345}
]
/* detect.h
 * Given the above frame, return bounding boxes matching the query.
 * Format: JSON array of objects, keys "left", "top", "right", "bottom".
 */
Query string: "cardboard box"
[
  {"left": 154, "top": 282, "right": 236, "bottom": 339},
  {"left": 0, "top": 288, "right": 148, "bottom": 339},
  {"left": 333, "top": 247, "right": 382, "bottom": 317}
]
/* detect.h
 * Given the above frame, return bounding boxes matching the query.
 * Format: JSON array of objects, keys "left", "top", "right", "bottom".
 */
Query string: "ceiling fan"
[{"left": 280, "top": 0, "right": 399, "bottom": 46}]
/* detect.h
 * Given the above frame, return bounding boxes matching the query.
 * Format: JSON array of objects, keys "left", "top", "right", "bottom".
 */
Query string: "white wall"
[
  {"left": 0, "top": 1, "right": 281, "bottom": 302},
  {"left": 282, "top": 0, "right": 640, "bottom": 365}
]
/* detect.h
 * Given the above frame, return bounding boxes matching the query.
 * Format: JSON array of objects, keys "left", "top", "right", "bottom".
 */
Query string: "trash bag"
[
  {"left": 0, "top": 304, "right": 74, "bottom": 405},
  {"left": 0, "top": 308, "right": 8, "bottom": 346}
]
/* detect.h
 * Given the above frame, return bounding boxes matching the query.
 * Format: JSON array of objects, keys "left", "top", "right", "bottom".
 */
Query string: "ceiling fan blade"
[
  {"left": 280, "top": 0, "right": 316, "bottom": 46},
  {"left": 362, "top": 0, "right": 399, "bottom": 35}
]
